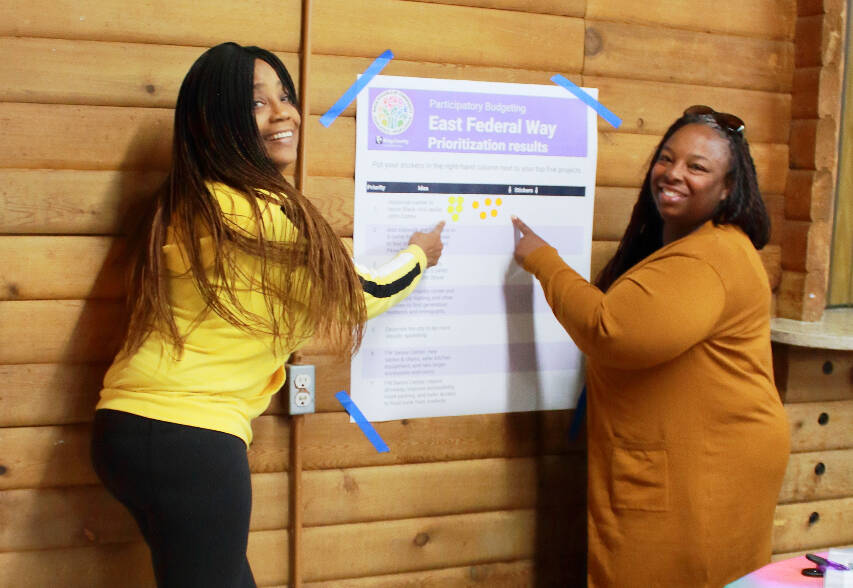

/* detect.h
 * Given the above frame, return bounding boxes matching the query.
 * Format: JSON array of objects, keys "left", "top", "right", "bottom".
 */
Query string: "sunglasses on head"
[{"left": 683, "top": 105, "right": 745, "bottom": 135}]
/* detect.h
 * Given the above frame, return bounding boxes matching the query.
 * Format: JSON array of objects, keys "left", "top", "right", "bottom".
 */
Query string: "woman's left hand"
[{"left": 512, "top": 216, "right": 550, "bottom": 265}]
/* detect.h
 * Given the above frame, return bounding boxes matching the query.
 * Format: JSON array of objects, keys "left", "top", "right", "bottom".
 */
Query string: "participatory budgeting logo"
[{"left": 371, "top": 89, "right": 414, "bottom": 135}]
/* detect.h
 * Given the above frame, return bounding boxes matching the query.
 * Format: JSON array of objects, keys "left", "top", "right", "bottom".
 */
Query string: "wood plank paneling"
[
  {"left": 0, "top": 103, "right": 172, "bottom": 171},
  {"left": 0, "top": 300, "right": 124, "bottom": 365},
  {"left": 302, "top": 455, "right": 582, "bottom": 526},
  {"left": 787, "top": 400, "right": 853, "bottom": 452},
  {"left": 312, "top": 0, "right": 585, "bottom": 73},
  {"left": 775, "top": 345, "right": 853, "bottom": 403},
  {"left": 0, "top": 236, "right": 124, "bottom": 300},
  {"left": 0, "top": 363, "right": 106, "bottom": 427},
  {"left": 583, "top": 76, "right": 791, "bottom": 143},
  {"left": 778, "top": 449, "right": 853, "bottom": 504},
  {"left": 773, "top": 497, "right": 853, "bottom": 553},
  {"left": 585, "top": 0, "right": 796, "bottom": 40},
  {"left": 1, "top": 411, "right": 578, "bottom": 489},
  {"left": 0, "top": 472, "right": 288, "bottom": 552},
  {"left": 0, "top": 0, "right": 302, "bottom": 50},
  {"left": 0, "top": 169, "right": 165, "bottom": 235},
  {"left": 584, "top": 20, "right": 794, "bottom": 93},
  {"left": 304, "top": 560, "right": 538, "bottom": 588},
  {"left": 308, "top": 54, "right": 576, "bottom": 117},
  {"left": 0, "top": 529, "right": 289, "bottom": 587},
  {"left": 1, "top": 456, "right": 583, "bottom": 552},
  {"left": 301, "top": 510, "right": 536, "bottom": 582},
  {"left": 407, "top": 0, "right": 584, "bottom": 17},
  {"left": 0, "top": 37, "right": 299, "bottom": 108}
]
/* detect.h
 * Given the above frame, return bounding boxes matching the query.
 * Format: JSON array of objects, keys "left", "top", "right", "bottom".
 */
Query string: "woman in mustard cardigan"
[{"left": 513, "top": 106, "right": 790, "bottom": 587}]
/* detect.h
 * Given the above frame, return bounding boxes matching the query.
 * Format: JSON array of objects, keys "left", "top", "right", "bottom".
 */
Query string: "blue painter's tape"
[
  {"left": 319, "top": 50, "right": 394, "bottom": 127},
  {"left": 335, "top": 391, "right": 390, "bottom": 453},
  {"left": 550, "top": 74, "right": 622, "bottom": 129}
]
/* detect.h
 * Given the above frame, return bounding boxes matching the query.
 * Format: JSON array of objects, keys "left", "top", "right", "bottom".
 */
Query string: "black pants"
[{"left": 91, "top": 409, "right": 256, "bottom": 588}]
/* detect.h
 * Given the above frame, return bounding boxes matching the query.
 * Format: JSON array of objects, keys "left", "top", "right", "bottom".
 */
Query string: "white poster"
[{"left": 351, "top": 75, "right": 598, "bottom": 421}]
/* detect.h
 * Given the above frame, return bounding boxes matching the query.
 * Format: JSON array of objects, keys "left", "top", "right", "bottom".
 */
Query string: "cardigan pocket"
[{"left": 611, "top": 445, "right": 670, "bottom": 512}]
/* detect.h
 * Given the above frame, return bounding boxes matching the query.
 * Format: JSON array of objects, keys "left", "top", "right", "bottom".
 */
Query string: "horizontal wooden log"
[
  {"left": 787, "top": 400, "right": 853, "bottom": 452},
  {"left": 0, "top": 363, "right": 106, "bottom": 427},
  {"left": 583, "top": 76, "right": 791, "bottom": 143},
  {"left": 585, "top": 0, "right": 795, "bottom": 40},
  {"left": 0, "top": 300, "right": 124, "bottom": 364},
  {"left": 0, "top": 37, "right": 299, "bottom": 108},
  {"left": 0, "top": 410, "right": 577, "bottom": 489},
  {"left": 0, "top": 236, "right": 124, "bottom": 300},
  {"left": 583, "top": 20, "right": 793, "bottom": 93},
  {"left": 0, "top": 529, "right": 288, "bottom": 587},
  {"left": 311, "top": 0, "right": 584, "bottom": 73},
  {"left": 0, "top": 0, "right": 301, "bottom": 51},
  {"left": 792, "top": 66, "right": 820, "bottom": 119},
  {"left": 0, "top": 169, "right": 165, "bottom": 235},
  {"left": 774, "top": 345, "right": 853, "bottom": 403},
  {"left": 778, "top": 449, "right": 853, "bottom": 504},
  {"left": 1, "top": 102, "right": 789, "bottom": 195},
  {"left": 303, "top": 560, "right": 542, "bottom": 588},
  {"left": 302, "top": 455, "right": 582, "bottom": 526},
  {"left": 772, "top": 496, "right": 853, "bottom": 554},
  {"left": 0, "top": 102, "right": 173, "bottom": 170},
  {"left": 0, "top": 455, "right": 583, "bottom": 552},
  {"left": 308, "top": 54, "right": 577, "bottom": 118},
  {"left": 301, "top": 510, "right": 537, "bottom": 582},
  {"left": 0, "top": 472, "right": 288, "bottom": 552},
  {"left": 405, "top": 0, "right": 584, "bottom": 16}
]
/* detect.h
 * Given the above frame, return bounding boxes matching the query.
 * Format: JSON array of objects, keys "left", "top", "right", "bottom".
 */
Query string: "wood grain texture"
[
  {"left": 585, "top": 0, "right": 795, "bottom": 40},
  {"left": 583, "top": 20, "right": 794, "bottom": 93},
  {"left": 583, "top": 76, "right": 791, "bottom": 143},
  {"left": 301, "top": 510, "right": 537, "bottom": 582},
  {"left": 312, "top": 0, "right": 584, "bottom": 73},
  {"left": 0, "top": 103, "right": 172, "bottom": 171},
  {"left": 778, "top": 449, "right": 853, "bottom": 504},
  {"left": 303, "top": 560, "right": 540, "bottom": 588},
  {"left": 403, "top": 0, "right": 584, "bottom": 16},
  {"left": 787, "top": 400, "right": 853, "bottom": 452},
  {"left": 0, "top": 472, "right": 288, "bottom": 552},
  {"left": 774, "top": 345, "right": 853, "bottom": 403},
  {"left": 308, "top": 54, "right": 575, "bottom": 117},
  {"left": 773, "top": 497, "right": 853, "bottom": 553},
  {"left": 1, "top": 411, "right": 579, "bottom": 489},
  {"left": 0, "top": 169, "right": 164, "bottom": 235},
  {"left": 0, "top": 300, "right": 125, "bottom": 364},
  {"left": 0, "top": 0, "right": 301, "bottom": 50},
  {"left": 0, "top": 37, "right": 299, "bottom": 108}
]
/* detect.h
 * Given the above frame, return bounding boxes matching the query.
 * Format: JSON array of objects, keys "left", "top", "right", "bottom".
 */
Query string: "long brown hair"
[
  {"left": 596, "top": 111, "right": 770, "bottom": 292},
  {"left": 123, "top": 42, "right": 366, "bottom": 356}
]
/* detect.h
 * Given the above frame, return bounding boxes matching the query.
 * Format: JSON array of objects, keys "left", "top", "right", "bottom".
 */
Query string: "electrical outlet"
[{"left": 285, "top": 364, "right": 315, "bottom": 415}]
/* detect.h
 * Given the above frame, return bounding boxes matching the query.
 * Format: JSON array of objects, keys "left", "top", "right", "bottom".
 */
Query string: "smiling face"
[
  {"left": 650, "top": 123, "right": 732, "bottom": 244},
  {"left": 253, "top": 59, "right": 301, "bottom": 172}
]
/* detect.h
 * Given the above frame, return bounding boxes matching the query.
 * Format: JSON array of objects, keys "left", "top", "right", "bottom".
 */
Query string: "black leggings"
[{"left": 91, "top": 409, "right": 256, "bottom": 588}]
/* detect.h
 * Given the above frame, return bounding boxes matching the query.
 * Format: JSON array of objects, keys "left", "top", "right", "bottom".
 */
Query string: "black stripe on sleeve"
[{"left": 359, "top": 264, "right": 422, "bottom": 298}]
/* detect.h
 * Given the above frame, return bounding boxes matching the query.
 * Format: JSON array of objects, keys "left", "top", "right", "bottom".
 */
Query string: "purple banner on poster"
[{"left": 367, "top": 87, "right": 587, "bottom": 157}]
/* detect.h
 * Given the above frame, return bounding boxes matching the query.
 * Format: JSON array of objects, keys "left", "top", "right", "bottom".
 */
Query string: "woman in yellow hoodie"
[
  {"left": 513, "top": 106, "right": 789, "bottom": 587},
  {"left": 90, "top": 42, "right": 443, "bottom": 587}
]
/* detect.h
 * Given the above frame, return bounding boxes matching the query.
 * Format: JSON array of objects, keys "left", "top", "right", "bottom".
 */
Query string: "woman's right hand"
[{"left": 408, "top": 221, "right": 445, "bottom": 268}]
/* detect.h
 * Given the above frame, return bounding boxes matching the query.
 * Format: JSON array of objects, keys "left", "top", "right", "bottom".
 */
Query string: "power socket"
[{"left": 285, "top": 364, "right": 315, "bottom": 415}]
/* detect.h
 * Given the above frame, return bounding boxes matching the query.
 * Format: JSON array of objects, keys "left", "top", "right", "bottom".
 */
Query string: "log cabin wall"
[
  {"left": 0, "top": 0, "right": 848, "bottom": 585},
  {"left": 778, "top": 0, "right": 847, "bottom": 320}
]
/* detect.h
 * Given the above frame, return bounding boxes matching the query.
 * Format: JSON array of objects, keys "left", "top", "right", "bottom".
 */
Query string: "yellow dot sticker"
[
  {"left": 452, "top": 214, "right": 459, "bottom": 222},
  {"left": 491, "top": 209, "right": 498, "bottom": 217},
  {"left": 447, "top": 205, "right": 454, "bottom": 213},
  {"left": 485, "top": 198, "right": 492, "bottom": 206},
  {"left": 480, "top": 211, "right": 487, "bottom": 220},
  {"left": 472, "top": 201, "right": 480, "bottom": 209},
  {"left": 496, "top": 198, "right": 502, "bottom": 206}
]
